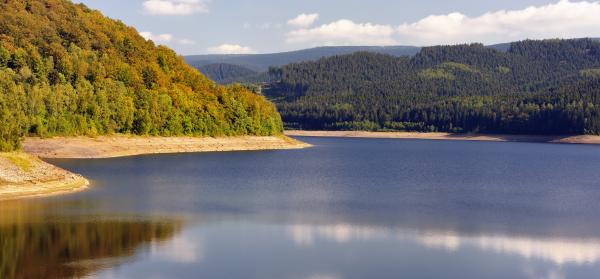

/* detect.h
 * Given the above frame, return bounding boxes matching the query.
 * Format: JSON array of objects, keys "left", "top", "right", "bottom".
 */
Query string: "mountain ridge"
[
  {"left": 185, "top": 45, "right": 421, "bottom": 72},
  {"left": 187, "top": 41, "right": 599, "bottom": 84}
]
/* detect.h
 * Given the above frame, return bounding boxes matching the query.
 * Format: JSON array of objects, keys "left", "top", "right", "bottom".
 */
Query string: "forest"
[
  {"left": 0, "top": 0, "right": 283, "bottom": 151},
  {"left": 198, "top": 63, "right": 267, "bottom": 84},
  {"left": 265, "top": 39, "right": 600, "bottom": 135}
]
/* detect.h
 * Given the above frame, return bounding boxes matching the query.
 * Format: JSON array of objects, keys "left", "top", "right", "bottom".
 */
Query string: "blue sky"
[{"left": 75, "top": 0, "right": 600, "bottom": 55}]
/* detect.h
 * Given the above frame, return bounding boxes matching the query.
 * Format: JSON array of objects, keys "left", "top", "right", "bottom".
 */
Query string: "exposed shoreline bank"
[
  {"left": 285, "top": 130, "right": 600, "bottom": 145},
  {"left": 1, "top": 135, "right": 310, "bottom": 200},
  {"left": 0, "top": 152, "right": 89, "bottom": 201},
  {"left": 23, "top": 135, "right": 311, "bottom": 159}
]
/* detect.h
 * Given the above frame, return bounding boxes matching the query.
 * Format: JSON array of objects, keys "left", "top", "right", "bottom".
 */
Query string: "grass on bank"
[{"left": 0, "top": 152, "right": 36, "bottom": 172}]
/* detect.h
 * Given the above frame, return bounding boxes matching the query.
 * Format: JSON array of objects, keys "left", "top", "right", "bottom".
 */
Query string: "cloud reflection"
[
  {"left": 288, "top": 224, "right": 386, "bottom": 245},
  {"left": 151, "top": 233, "right": 203, "bottom": 263},
  {"left": 287, "top": 224, "right": 600, "bottom": 265},
  {"left": 470, "top": 234, "right": 600, "bottom": 265}
]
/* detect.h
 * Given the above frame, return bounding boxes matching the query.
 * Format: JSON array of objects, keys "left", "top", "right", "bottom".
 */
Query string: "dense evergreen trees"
[
  {"left": 265, "top": 39, "right": 600, "bottom": 135},
  {"left": 198, "top": 63, "right": 267, "bottom": 84},
  {"left": 0, "top": 0, "right": 283, "bottom": 151}
]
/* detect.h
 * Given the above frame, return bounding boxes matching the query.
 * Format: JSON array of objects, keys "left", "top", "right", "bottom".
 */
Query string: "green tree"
[{"left": 0, "top": 0, "right": 283, "bottom": 151}]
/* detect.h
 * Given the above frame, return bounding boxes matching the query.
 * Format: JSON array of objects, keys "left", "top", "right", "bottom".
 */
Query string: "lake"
[{"left": 3, "top": 137, "right": 600, "bottom": 279}]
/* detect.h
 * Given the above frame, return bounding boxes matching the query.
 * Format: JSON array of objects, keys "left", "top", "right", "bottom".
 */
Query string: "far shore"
[
  {"left": 24, "top": 135, "right": 311, "bottom": 159},
  {"left": 285, "top": 130, "right": 600, "bottom": 145}
]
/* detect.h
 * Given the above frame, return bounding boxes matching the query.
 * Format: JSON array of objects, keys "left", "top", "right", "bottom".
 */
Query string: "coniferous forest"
[
  {"left": 0, "top": 0, "right": 283, "bottom": 151},
  {"left": 266, "top": 39, "right": 600, "bottom": 135}
]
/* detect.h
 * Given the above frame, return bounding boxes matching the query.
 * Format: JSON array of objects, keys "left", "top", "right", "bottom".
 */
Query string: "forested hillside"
[
  {"left": 0, "top": 0, "right": 283, "bottom": 151},
  {"left": 186, "top": 45, "right": 421, "bottom": 84},
  {"left": 186, "top": 43, "right": 518, "bottom": 84},
  {"left": 197, "top": 63, "right": 266, "bottom": 84},
  {"left": 266, "top": 39, "right": 600, "bottom": 135}
]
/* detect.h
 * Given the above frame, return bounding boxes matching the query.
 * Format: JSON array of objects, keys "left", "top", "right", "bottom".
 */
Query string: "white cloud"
[
  {"left": 207, "top": 44, "right": 256, "bottom": 54},
  {"left": 140, "top": 31, "right": 195, "bottom": 45},
  {"left": 287, "top": 13, "right": 319, "bottom": 28},
  {"left": 284, "top": 1, "right": 600, "bottom": 47},
  {"left": 397, "top": 0, "right": 600, "bottom": 45},
  {"left": 143, "top": 0, "right": 208, "bottom": 16},
  {"left": 286, "top": 19, "right": 397, "bottom": 46},
  {"left": 140, "top": 32, "right": 173, "bottom": 43}
]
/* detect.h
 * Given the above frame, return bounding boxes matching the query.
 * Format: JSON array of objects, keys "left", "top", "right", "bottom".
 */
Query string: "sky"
[{"left": 74, "top": 0, "right": 600, "bottom": 55}]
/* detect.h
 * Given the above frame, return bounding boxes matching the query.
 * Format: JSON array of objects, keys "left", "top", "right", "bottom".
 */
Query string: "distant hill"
[
  {"left": 0, "top": 0, "right": 282, "bottom": 151},
  {"left": 197, "top": 63, "right": 267, "bottom": 84},
  {"left": 264, "top": 39, "right": 600, "bottom": 135},
  {"left": 488, "top": 43, "right": 512, "bottom": 52},
  {"left": 185, "top": 46, "right": 421, "bottom": 72},
  {"left": 188, "top": 40, "right": 600, "bottom": 84}
]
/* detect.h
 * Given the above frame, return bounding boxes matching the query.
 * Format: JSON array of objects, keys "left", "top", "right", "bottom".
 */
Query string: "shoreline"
[
  {"left": 285, "top": 130, "right": 600, "bottom": 145},
  {"left": 24, "top": 135, "right": 311, "bottom": 159},
  {"left": 0, "top": 152, "right": 89, "bottom": 201},
  {"left": 2, "top": 135, "right": 310, "bottom": 200}
]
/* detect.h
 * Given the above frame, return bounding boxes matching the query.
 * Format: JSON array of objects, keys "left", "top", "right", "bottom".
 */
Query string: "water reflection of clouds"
[
  {"left": 523, "top": 265, "right": 565, "bottom": 279},
  {"left": 288, "top": 224, "right": 386, "bottom": 245},
  {"left": 287, "top": 224, "right": 600, "bottom": 265},
  {"left": 151, "top": 233, "right": 203, "bottom": 264},
  {"left": 468, "top": 234, "right": 600, "bottom": 265}
]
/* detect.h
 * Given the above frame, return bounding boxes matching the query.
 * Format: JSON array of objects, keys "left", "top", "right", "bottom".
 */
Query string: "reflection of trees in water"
[{"left": 0, "top": 202, "right": 182, "bottom": 279}]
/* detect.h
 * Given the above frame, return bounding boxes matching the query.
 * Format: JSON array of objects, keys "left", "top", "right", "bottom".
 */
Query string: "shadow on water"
[
  {"left": 0, "top": 200, "right": 183, "bottom": 279},
  {"left": 444, "top": 133, "right": 580, "bottom": 143}
]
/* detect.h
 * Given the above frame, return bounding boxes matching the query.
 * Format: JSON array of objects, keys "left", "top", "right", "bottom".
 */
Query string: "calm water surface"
[{"left": 3, "top": 137, "right": 600, "bottom": 279}]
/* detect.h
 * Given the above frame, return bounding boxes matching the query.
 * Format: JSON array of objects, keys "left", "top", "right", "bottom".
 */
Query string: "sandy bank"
[
  {"left": 0, "top": 152, "right": 89, "bottom": 201},
  {"left": 4, "top": 135, "right": 309, "bottom": 200},
  {"left": 24, "top": 135, "right": 311, "bottom": 159},
  {"left": 285, "top": 130, "right": 600, "bottom": 145}
]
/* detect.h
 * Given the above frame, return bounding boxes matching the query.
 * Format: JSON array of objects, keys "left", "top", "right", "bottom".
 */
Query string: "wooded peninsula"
[
  {"left": 0, "top": 0, "right": 309, "bottom": 201},
  {"left": 0, "top": 0, "right": 285, "bottom": 152}
]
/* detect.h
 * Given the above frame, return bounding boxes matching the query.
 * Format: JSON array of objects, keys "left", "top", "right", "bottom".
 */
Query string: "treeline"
[
  {"left": 0, "top": 0, "right": 282, "bottom": 151},
  {"left": 265, "top": 39, "right": 600, "bottom": 135}
]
